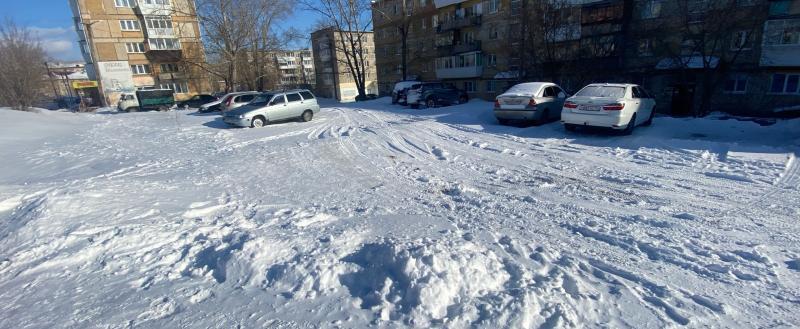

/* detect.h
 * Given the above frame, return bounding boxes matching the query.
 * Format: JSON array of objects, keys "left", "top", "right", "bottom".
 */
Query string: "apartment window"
[
  {"left": 160, "top": 63, "right": 179, "bottom": 73},
  {"left": 126, "top": 42, "right": 145, "bottom": 53},
  {"left": 464, "top": 81, "right": 476, "bottom": 93},
  {"left": 160, "top": 81, "right": 189, "bottom": 93},
  {"left": 115, "top": 0, "right": 135, "bottom": 7},
  {"left": 637, "top": 39, "right": 653, "bottom": 56},
  {"left": 420, "top": 0, "right": 426, "bottom": 6},
  {"left": 148, "top": 38, "right": 181, "bottom": 50},
  {"left": 488, "top": 0, "right": 500, "bottom": 13},
  {"left": 731, "top": 31, "right": 750, "bottom": 50},
  {"left": 130, "top": 64, "right": 151, "bottom": 75},
  {"left": 145, "top": 17, "right": 173, "bottom": 29},
  {"left": 764, "top": 19, "right": 800, "bottom": 46},
  {"left": 770, "top": 74, "right": 800, "bottom": 94},
  {"left": 641, "top": 0, "right": 662, "bottom": 19},
  {"left": 487, "top": 53, "right": 497, "bottom": 66},
  {"left": 119, "top": 20, "right": 141, "bottom": 31},
  {"left": 770, "top": 0, "right": 791, "bottom": 15},
  {"left": 141, "top": 0, "right": 170, "bottom": 4},
  {"left": 487, "top": 80, "right": 497, "bottom": 92},
  {"left": 724, "top": 75, "right": 748, "bottom": 93}
]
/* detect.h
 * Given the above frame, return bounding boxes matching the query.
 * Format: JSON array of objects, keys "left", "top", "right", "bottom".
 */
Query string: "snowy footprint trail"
[{"left": 0, "top": 103, "right": 799, "bottom": 328}]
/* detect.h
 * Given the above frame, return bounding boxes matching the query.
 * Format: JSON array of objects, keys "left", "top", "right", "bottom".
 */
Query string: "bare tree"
[
  {"left": 0, "top": 19, "right": 47, "bottom": 111},
  {"left": 372, "top": 0, "right": 417, "bottom": 81},
  {"left": 300, "top": 0, "right": 373, "bottom": 98},
  {"left": 520, "top": 0, "right": 581, "bottom": 81}
]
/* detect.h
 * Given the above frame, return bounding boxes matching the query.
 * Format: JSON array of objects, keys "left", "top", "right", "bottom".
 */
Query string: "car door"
[
  {"left": 285, "top": 93, "right": 304, "bottom": 118},
  {"left": 631, "top": 87, "right": 647, "bottom": 125},
  {"left": 640, "top": 87, "right": 656, "bottom": 119},
  {"left": 267, "top": 94, "right": 289, "bottom": 120},
  {"left": 539, "top": 86, "right": 558, "bottom": 119}
]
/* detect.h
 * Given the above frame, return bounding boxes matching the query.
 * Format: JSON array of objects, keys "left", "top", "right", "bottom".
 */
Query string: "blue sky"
[{"left": 6, "top": 1, "right": 321, "bottom": 62}]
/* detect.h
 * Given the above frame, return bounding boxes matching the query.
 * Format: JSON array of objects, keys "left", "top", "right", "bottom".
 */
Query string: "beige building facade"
[
  {"left": 69, "top": 0, "right": 210, "bottom": 104},
  {"left": 311, "top": 28, "right": 378, "bottom": 102}
]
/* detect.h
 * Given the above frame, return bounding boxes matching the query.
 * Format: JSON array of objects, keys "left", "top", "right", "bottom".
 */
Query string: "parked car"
[
  {"left": 223, "top": 89, "right": 320, "bottom": 128},
  {"left": 392, "top": 80, "right": 420, "bottom": 105},
  {"left": 355, "top": 94, "right": 379, "bottom": 101},
  {"left": 407, "top": 82, "right": 468, "bottom": 109},
  {"left": 220, "top": 91, "right": 260, "bottom": 112},
  {"left": 198, "top": 92, "right": 240, "bottom": 113},
  {"left": 560, "top": 83, "right": 656, "bottom": 134},
  {"left": 117, "top": 89, "right": 175, "bottom": 112},
  {"left": 177, "top": 94, "right": 217, "bottom": 109},
  {"left": 494, "top": 82, "right": 568, "bottom": 125}
]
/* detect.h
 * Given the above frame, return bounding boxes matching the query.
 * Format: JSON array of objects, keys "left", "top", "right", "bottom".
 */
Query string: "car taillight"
[
  {"left": 494, "top": 100, "right": 500, "bottom": 109},
  {"left": 603, "top": 103, "right": 625, "bottom": 111},
  {"left": 564, "top": 101, "right": 578, "bottom": 109},
  {"left": 528, "top": 98, "right": 537, "bottom": 107}
]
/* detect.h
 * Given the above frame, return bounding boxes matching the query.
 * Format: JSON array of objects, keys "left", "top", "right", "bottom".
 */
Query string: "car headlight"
[{"left": 238, "top": 114, "right": 245, "bottom": 119}]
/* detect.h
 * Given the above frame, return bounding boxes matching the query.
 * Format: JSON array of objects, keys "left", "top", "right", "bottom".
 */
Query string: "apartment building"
[
  {"left": 311, "top": 27, "right": 379, "bottom": 102},
  {"left": 69, "top": 0, "right": 210, "bottom": 105},
  {"left": 373, "top": 0, "right": 800, "bottom": 116},
  {"left": 272, "top": 49, "right": 316, "bottom": 90}
]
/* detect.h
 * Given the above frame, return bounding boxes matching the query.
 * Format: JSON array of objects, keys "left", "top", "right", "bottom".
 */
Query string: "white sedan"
[{"left": 560, "top": 83, "right": 656, "bottom": 134}]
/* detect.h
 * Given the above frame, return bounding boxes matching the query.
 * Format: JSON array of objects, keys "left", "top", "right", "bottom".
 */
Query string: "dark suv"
[{"left": 407, "top": 82, "right": 469, "bottom": 109}]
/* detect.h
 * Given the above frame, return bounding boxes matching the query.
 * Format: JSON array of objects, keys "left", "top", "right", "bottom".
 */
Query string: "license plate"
[
  {"left": 505, "top": 99, "right": 523, "bottom": 105},
  {"left": 582, "top": 105, "right": 601, "bottom": 111}
]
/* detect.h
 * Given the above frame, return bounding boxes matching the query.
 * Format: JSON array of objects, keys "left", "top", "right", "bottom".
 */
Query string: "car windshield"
[
  {"left": 575, "top": 86, "right": 626, "bottom": 98},
  {"left": 249, "top": 94, "right": 275, "bottom": 106}
]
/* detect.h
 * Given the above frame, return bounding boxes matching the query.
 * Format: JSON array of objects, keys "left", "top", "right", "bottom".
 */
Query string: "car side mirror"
[{"left": 558, "top": 92, "right": 566, "bottom": 99}]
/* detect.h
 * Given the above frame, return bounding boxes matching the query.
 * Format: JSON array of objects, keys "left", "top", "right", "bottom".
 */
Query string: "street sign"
[{"left": 72, "top": 81, "right": 99, "bottom": 89}]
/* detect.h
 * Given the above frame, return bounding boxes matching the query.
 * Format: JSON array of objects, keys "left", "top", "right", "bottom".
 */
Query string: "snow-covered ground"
[{"left": 1, "top": 99, "right": 799, "bottom": 328}]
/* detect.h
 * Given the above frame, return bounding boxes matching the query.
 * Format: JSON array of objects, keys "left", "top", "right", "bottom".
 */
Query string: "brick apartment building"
[
  {"left": 69, "top": 0, "right": 210, "bottom": 105},
  {"left": 272, "top": 49, "right": 316, "bottom": 90},
  {"left": 372, "top": 0, "right": 800, "bottom": 116},
  {"left": 311, "top": 27, "right": 379, "bottom": 102}
]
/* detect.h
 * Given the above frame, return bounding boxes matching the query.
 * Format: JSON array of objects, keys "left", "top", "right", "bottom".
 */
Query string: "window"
[
  {"left": 270, "top": 95, "right": 285, "bottom": 105},
  {"left": 770, "top": 74, "right": 800, "bottom": 94},
  {"left": 487, "top": 53, "right": 497, "bottom": 66},
  {"left": 638, "top": 39, "right": 653, "bottom": 56},
  {"left": 576, "top": 86, "right": 626, "bottom": 98},
  {"left": 115, "top": 0, "right": 135, "bottom": 7},
  {"left": 641, "top": 0, "right": 662, "bottom": 19},
  {"left": 141, "top": 0, "right": 170, "bottom": 4},
  {"left": 148, "top": 38, "right": 181, "bottom": 50},
  {"left": 632, "top": 86, "right": 645, "bottom": 98},
  {"left": 126, "top": 42, "right": 145, "bottom": 53},
  {"left": 731, "top": 31, "right": 750, "bottom": 50},
  {"left": 488, "top": 0, "right": 500, "bottom": 13},
  {"left": 300, "top": 91, "right": 315, "bottom": 100},
  {"left": 724, "top": 75, "right": 748, "bottom": 93},
  {"left": 119, "top": 20, "right": 141, "bottom": 31},
  {"left": 464, "top": 81, "right": 476, "bottom": 93},
  {"left": 543, "top": 87, "right": 557, "bottom": 97},
  {"left": 130, "top": 64, "right": 151, "bottom": 75},
  {"left": 145, "top": 17, "right": 173, "bottom": 29},
  {"left": 160, "top": 63, "right": 179, "bottom": 72},
  {"left": 763, "top": 19, "right": 800, "bottom": 46},
  {"left": 286, "top": 93, "right": 302, "bottom": 102},
  {"left": 160, "top": 81, "right": 188, "bottom": 93},
  {"left": 487, "top": 80, "right": 496, "bottom": 92}
]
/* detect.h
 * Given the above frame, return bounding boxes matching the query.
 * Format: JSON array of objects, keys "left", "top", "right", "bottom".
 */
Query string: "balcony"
[
  {"left": 136, "top": 2, "right": 172, "bottom": 16},
  {"left": 433, "top": 0, "right": 468, "bottom": 8},
  {"left": 436, "top": 40, "right": 481, "bottom": 56},
  {"left": 436, "top": 15, "right": 481, "bottom": 33},
  {"left": 760, "top": 18, "right": 800, "bottom": 67},
  {"left": 436, "top": 65, "right": 483, "bottom": 79},
  {"left": 146, "top": 27, "right": 174, "bottom": 38}
]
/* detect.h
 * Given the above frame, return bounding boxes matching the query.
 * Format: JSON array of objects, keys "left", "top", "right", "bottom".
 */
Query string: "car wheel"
[
  {"left": 643, "top": 109, "right": 655, "bottom": 126},
  {"left": 564, "top": 123, "right": 577, "bottom": 132},
  {"left": 251, "top": 116, "right": 266, "bottom": 128},
  {"left": 301, "top": 110, "right": 313, "bottom": 122},
  {"left": 622, "top": 113, "right": 637, "bottom": 135},
  {"left": 426, "top": 98, "right": 437, "bottom": 108}
]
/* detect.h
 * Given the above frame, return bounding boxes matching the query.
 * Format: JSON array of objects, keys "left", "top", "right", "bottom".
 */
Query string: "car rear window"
[
  {"left": 300, "top": 91, "right": 315, "bottom": 100},
  {"left": 575, "top": 86, "right": 626, "bottom": 98}
]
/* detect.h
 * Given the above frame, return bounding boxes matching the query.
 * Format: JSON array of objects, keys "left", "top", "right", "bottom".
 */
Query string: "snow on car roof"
[{"left": 499, "top": 82, "right": 554, "bottom": 96}]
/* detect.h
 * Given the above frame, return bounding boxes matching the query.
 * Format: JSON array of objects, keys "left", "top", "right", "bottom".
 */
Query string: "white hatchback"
[{"left": 560, "top": 83, "right": 656, "bottom": 134}]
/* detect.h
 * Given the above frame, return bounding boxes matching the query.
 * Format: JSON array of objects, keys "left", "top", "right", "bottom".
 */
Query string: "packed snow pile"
[{"left": 0, "top": 102, "right": 799, "bottom": 328}]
